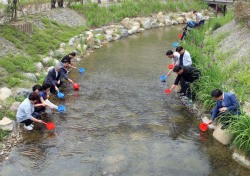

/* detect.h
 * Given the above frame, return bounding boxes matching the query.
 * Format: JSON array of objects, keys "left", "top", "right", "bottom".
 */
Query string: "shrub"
[{"left": 234, "top": 0, "right": 250, "bottom": 25}]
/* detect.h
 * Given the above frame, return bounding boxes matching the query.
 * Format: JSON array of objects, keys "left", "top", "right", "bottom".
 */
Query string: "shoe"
[
  {"left": 30, "top": 124, "right": 34, "bottom": 128},
  {"left": 177, "top": 91, "right": 184, "bottom": 94},
  {"left": 24, "top": 125, "right": 33, "bottom": 131},
  {"left": 179, "top": 93, "right": 186, "bottom": 96}
]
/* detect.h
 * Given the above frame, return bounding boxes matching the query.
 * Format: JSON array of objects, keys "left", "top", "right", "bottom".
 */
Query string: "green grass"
[{"left": 70, "top": 0, "right": 207, "bottom": 27}]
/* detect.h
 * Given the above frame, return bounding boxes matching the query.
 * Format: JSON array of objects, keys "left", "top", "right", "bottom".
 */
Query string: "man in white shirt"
[
  {"left": 176, "top": 46, "right": 192, "bottom": 67},
  {"left": 166, "top": 50, "right": 180, "bottom": 76},
  {"left": 193, "top": 10, "right": 205, "bottom": 26}
]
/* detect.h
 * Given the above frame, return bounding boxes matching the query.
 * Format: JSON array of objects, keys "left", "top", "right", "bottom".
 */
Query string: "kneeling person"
[{"left": 16, "top": 92, "right": 46, "bottom": 131}]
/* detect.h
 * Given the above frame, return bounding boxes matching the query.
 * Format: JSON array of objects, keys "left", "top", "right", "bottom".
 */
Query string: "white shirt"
[
  {"left": 179, "top": 50, "right": 192, "bottom": 66},
  {"left": 173, "top": 52, "right": 180, "bottom": 65},
  {"left": 196, "top": 13, "right": 204, "bottom": 22}
]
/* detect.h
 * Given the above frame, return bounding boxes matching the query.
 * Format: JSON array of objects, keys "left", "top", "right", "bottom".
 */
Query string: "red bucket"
[
  {"left": 164, "top": 89, "right": 171, "bottom": 95},
  {"left": 168, "top": 64, "right": 174, "bottom": 69},
  {"left": 73, "top": 83, "right": 79, "bottom": 90},
  {"left": 46, "top": 122, "right": 55, "bottom": 130},
  {"left": 177, "top": 33, "right": 182, "bottom": 39},
  {"left": 199, "top": 122, "right": 208, "bottom": 132}
]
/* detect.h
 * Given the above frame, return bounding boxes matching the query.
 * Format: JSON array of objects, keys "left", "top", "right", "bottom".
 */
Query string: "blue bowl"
[
  {"left": 57, "top": 92, "right": 64, "bottom": 99},
  {"left": 58, "top": 105, "right": 66, "bottom": 113},
  {"left": 78, "top": 68, "right": 85, "bottom": 74},
  {"left": 173, "top": 42, "right": 179, "bottom": 48},
  {"left": 160, "top": 75, "right": 167, "bottom": 82}
]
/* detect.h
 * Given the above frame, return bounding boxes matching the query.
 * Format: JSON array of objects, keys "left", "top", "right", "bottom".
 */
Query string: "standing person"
[
  {"left": 176, "top": 46, "right": 192, "bottom": 67},
  {"left": 51, "top": 0, "right": 63, "bottom": 8},
  {"left": 193, "top": 11, "right": 205, "bottom": 27},
  {"left": 166, "top": 50, "right": 180, "bottom": 76},
  {"left": 168, "top": 65, "right": 200, "bottom": 98},
  {"left": 16, "top": 92, "right": 47, "bottom": 131},
  {"left": 208, "top": 89, "right": 241, "bottom": 129},
  {"left": 44, "top": 63, "right": 63, "bottom": 94}
]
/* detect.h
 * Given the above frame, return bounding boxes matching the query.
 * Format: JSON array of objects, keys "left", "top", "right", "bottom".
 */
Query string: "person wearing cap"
[
  {"left": 208, "top": 89, "right": 240, "bottom": 129},
  {"left": 166, "top": 50, "right": 180, "bottom": 76},
  {"left": 176, "top": 46, "right": 192, "bottom": 67},
  {"left": 16, "top": 92, "right": 47, "bottom": 131},
  {"left": 168, "top": 65, "right": 200, "bottom": 98},
  {"left": 44, "top": 63, "right": 63, "bottom": 94},
  {"left": 193, "top": 11, "right": 205, "bottom": 27}
]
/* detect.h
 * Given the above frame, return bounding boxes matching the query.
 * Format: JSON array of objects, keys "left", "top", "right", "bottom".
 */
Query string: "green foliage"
[
  {"left": 228, "top": 114, "right": 250, "bottom": 156},
  {"left": 69, "top": 0, "right": 206, "bottom": 27},
  {"left": 0, "top": 129, "right": 9, "bottom": 142}
]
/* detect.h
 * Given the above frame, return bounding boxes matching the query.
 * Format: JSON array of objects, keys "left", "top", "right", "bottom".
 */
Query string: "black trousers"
[
  {"left": 50, "top": 80, "right": 63, "bottom": 94},
  {"left": 20, "top": 112, "right": 41, "bottom": 126}
]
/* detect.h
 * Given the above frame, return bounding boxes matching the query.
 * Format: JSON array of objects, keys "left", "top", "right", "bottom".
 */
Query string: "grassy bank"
[
  {"left": 70, "top": 0, "right": 207, "bottom": 27},
  {"left": 181, "top": 13, "right": 250, "bottom": 156}
]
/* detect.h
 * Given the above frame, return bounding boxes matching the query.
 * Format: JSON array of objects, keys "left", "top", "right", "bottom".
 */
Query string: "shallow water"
[{"left": 1, "top": 26, "right": 249, "bottom": 176}]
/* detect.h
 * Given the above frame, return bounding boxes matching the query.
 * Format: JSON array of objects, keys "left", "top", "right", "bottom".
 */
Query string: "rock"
[
  {"left": 60, "top": 42, "right": 66, "bottom": 48},
  {"left": 10, "top": 102, "right": 21, "bottom": 112},
  {"left": 42, "top": 57, "right": 51, "bottom": 64},
  {"left": 204, "top": 16, "right": 210, "bottom": 21},
  {"left": 172, "top": 20, "right": 178, "bottom": 25},
  {"left": 121, "top": 18, "right": 130, "bottom": 29},
  {"left": 35, "top": 73, "right": 41, "bottom": 77},
  {"left": 86, "top": 34, "right": 95, "bottom": 46},
  {"left": 131, "top": 26, "right": 140, "bottom": 33},
  {"left": 232, "top": 150, "right": 250, "bottom": 169},
  {"left": 105, "top": 35, "right": 114, "bottom": 42},
  {"left": 17, "top": 88, "right": 30, "bottom": 97},
  {"left": 85, "top": 31, "right": 93, "bottom": 36},
  {"left": 0, "top": 87, "right": 12, "bottom": 101},
  {"left": 68, "top": 40, "right": 74, "bottom": 46},
  {"left": 151, "top": 20, "right": 159, "bottom": 28},
  {"left": 120, "top": 29, "right": 129, "bottom": 37},
  {"left": 0, "top": 105, "right": 2, "bottom": 109},
  {"left": 128, "top": 30, "right": 133, "bottom": 35},
  {"left": 165, "top": 19, "right": 172, "bottom": 26},
  {"left": 213, "top": 123, "right": 233, "bottom": 145},
  {"left": 94, "top": 28, "right": 104, "bottom": 34},
  {"left": 23, "top": 73, "right": 37, "bottom": 83},
  {"left": 35, "top": 62, "right": 43, "bottom": 71},
  {"left": 139, "top": 28, "right": 145, "bottom": 32},
  {"left": 54, "top": 59, "right": 60, "bottom": 65},
  {"left": 94, "top": 45, "right": 100, "bottom": 49},
  {"left": 185, "top": 12, "right": 195, "bottom": 20},
  {"left": 176, "top": 17, "right": 185, "bottom": 24},
  {"left": 164, "top": 15, "right": 171, "bottom": 21},
  {"left": 157, "top": 12, "right": 165, "bottom": 23},
  {"left": 159, "top": 23, "right": 165, "bottom": 27},
  {"left": 0, "top": 117, "right": 13, "bottom": 131},
  {"left": 114, "top": 34, "right": 121, "bottom": 40},
  {"left": 142, "top": 18, "right": 152, "bottom": 29},
  {"left": 105, "top": 29, "right": 113, "bottom": 36}
]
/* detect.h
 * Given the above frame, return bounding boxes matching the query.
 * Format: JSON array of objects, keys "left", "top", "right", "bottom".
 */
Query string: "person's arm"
[
  {"left": 226, "top": 94, "right": 240, "bottom": 111},
  {"left": 211, "top": 102, "right": 219, "bottom": 121},
  {"left": 45, "top": 99, "right": 58, "bottom": 109},
  {"left": 30, "top": 117, "right": 46, "bottom": 124},
  {"left": 169, "top": 84, "right": 177, "bottom": 92}
]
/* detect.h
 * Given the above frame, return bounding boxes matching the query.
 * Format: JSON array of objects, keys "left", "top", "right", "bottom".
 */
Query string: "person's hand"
[
  {"left": 57, "top": 80, "right": 60, "bottom": 84},
  {"left": 68, "top": 79, "right": 74, "bottom": 84},
  {"left": 42, "top": 103, "right": 47, "bottom": 107},
  {"left": 50, "top": 106, "right": 54, "bottom": 109},
  {"left": 38, "top": 120, "right": 46, "bottom": 124},
  {"left": 208, "top": 120, "right": 213, "bottom": 125},
  {"left": 219, "top": 107, "right": 227, "bottom": 112},
  {"left": 55, "top": 86, "right": 59, "bottom": 91}
]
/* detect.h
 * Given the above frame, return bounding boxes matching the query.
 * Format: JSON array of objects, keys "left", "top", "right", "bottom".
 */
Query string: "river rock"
[
  {"left": 157, "top": 12, "right": 165, "bottom": 23},
  {"left": 128, "top": 30, "right": 133, "bottom": 35},
  {"left": 86, "top": 34, "right": 95, "bottom": 46},
  {"left": 165, "top": 19, "right": 172, "bottom": 26},
  {"left": 0, "top": 117, "right": 13, "bottom": 131},
  {"left": 60, "top": 42, "right": 66, "bottom": 48},
  {"left": 47, "top": 66, "right": 54, "bottom": 72},
  {"left": 172, "top": 20, "right": 178, "bottom": 25},
  {"left": 142, "top": 18, "right": 152, "bottom": 29},
  {"left": 94, "top": 28, "right": 104, "bottom": 34},
  {"left": 105, "top": 35, "right": 114, "bottom": 42},
  {"left": 151, "top": 20, "right": 159, "bottom": 28},
  {"left": 232, "top": 150, "right": 250, "bottom": 169},
  {"left": 17, "top": 88, "right": 30, "bottom": 97},
  {"left": 159, "top": 23, "right": 165, "bottom": 27},
  {"left": 0, "top": 105, "right": 2, "bottom": 109},
  {"left": 176, "top": 17, "right": 185, "bottom": 24},
  {"left": 114, "top": 34, "right": 121, "bottom": 40},
  {"left": 23, "top": 73, "right": 37, "bottom": 82},
  {"left": 35, "top": 62, "right": 43, "bottom": 71},
  {"left": 0, "top": 87, "right": 12, "bottom": 101},
  {"left": 131, "top": 26, "right": 140, "bottom": 33},
  {"left": 120, "top": 29, "right": 129, "bottom": 37},
  {"left": 86, "top": 31, "right": 93, "bottom": 36},
  {"left": 105, "top": 29, "right": 113, "bottom": 36},
  {"left": 213, "top": 123, "right": 233, "bottom": 145},
  {"left": 185, "top": 12, "right": 195, "bottom": 20},
  {"left": 42, "top": 57, "right": 51, "bottom": 64},
  {"left": 10, "top": 102, "right": 21, "bottom": 112}
]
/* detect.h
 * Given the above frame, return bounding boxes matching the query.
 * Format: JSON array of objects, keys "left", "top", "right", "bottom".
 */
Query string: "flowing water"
[{"left": 1, "top": 26, "right": 249, "bottom": 176}]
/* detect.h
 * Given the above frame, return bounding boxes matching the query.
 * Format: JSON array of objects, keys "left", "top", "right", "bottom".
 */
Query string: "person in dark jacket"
[
  {"left": 61, "top": 52, "right": 77, "bottom": 69},
  {"left": 44, "top": 63, "right": 63, "bottom": 94},
  {"left": 208, "top": 89, "right": 240, "bottom": 129},
  {"left": 60, "top": 60, "right": 74, "bottom": 85},
  {"left": 168, "top": 65, "right": 201, "bottom": 98}
]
